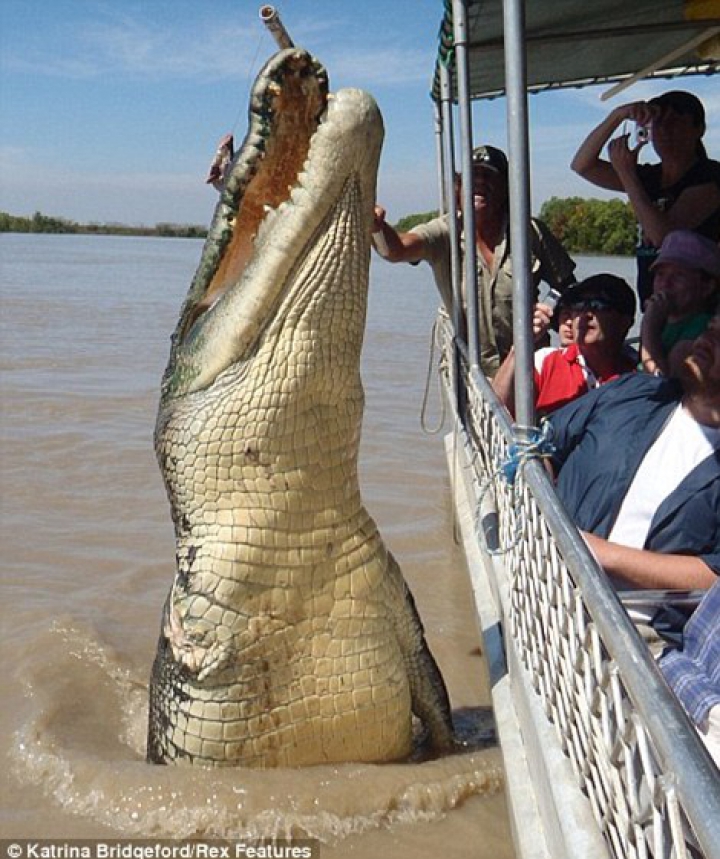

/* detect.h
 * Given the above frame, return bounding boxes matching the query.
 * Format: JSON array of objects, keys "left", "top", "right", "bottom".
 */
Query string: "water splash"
[{"left": 10, "top": 623, "right": 504, "bottom": 843}]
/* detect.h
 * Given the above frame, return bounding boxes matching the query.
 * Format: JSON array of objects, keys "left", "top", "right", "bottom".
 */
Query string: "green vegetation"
[
  {"left": 393, "top": 210, "right": 439, "bottom": 232},
  {"left": 538, "top": 197, "right": 636, "bottom": 256},
  {"left": 0, "top": 210, "right": 207, "bottom": 239}
]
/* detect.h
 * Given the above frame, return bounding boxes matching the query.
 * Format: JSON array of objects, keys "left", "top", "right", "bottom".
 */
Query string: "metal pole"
[
  {"left": 502, "top": 0, "right": 536, "bottom": 435},
  {"left": 439, "top": 65, "right": 464, "bottom": 343},
  {"left": 433, "top": 102, "right": 447, "bottom": 216},
  {"left": 439, "top": 63, "right": 467, "bottom": 420},
  {"left": 259, "top": 5, "right": 294, "bottom": 49},
  {"left": 452, "top": 0, "right": 480, "bottom": 372}
]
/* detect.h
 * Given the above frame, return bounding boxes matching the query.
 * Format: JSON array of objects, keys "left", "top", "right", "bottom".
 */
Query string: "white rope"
[{"left": 419, "top": 318, "right": 447, "bottom": 435}]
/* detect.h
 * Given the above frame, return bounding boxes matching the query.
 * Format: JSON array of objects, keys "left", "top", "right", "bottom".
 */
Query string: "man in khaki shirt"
[{"left": 373, "top": 145, "right": 576, "bottom": 378}]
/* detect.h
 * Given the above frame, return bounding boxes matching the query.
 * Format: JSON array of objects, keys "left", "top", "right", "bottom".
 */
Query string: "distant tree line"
[
  {"left": 538, "top": 197, "right": 636, "bottom": 256},
  {"left": 392, "top": 197, "right": 636, "bottom": 256},
  {"left": 3, "top": 197, "right": 637, "bottom": 254},
  {"left": 0, "top": 210, "right": 208, "bottom": 239},
  {"left": 394, "top": 210, "right": 440, "bottom": 233}
]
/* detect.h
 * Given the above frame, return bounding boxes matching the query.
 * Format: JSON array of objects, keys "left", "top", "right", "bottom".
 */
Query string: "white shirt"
[{"left": 610, "top": 404, "right": 720, "bottom": 549}]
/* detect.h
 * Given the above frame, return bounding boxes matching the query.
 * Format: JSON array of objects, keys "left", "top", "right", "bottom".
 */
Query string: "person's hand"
[
  {"left": 613, "top": 100, "right": 655, "bottom": 127},
  {"left": 608, "top": 134, "right": 644, "bottom": 180},
  {"left": 643, "top": 290, "right": 673, "bottom": 325},
  {"left": 640, "top": 291, "right": 672, "bottom": 376},
  {"left": 532, "top": 303, "right": 553, "bottom": 343},
  {"left": 373, "top": 205, "right": 387, "bottom": 232}
]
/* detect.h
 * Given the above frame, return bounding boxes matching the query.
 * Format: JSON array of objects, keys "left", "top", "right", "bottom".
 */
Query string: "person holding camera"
[{"left": 571, "top": 90, "right": 720, "bottom": 307}]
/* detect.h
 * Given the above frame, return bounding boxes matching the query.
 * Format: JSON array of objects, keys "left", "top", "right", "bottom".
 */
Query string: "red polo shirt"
[{"left": 534, "top": 344, "right": 636, "bottom": 416}]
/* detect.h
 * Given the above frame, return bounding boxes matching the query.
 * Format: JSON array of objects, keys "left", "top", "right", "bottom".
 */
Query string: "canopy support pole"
[
  {"left": 433, "top": 102, "right": 447, "bottom": 216},
  {"left": 452, "top": 0, "right": 480, "bottom": 372},
  {"left": 502, "top": 0, "right": 536, "bottom": 435},
  {"left": 439, "top": 62, "right": 467, "bottom": 419}
]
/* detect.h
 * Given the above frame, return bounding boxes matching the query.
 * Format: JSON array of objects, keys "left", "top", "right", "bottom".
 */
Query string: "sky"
[{"left": 1, "top": 0, "right": 719, "bottom": 228}]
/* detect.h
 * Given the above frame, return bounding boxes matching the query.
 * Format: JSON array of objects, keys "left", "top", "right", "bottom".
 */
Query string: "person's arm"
[
  {"left": 571, "top": 101, "right": 654, "bottom": 191},
  {"left": 666, "top": 340, "right": 695, "bottom": 378},
  {"left": 492, "top": 348, "right": 517, "bottom": 415},
  {"left": 632, "top": 182, "right": 720, "bottom": 247},
  {"left": 640, "top": 291, "right": 671, "bottom": 376},
  {"left": 372, "top": 205, "right": 429, "bottom": 263},
  {"left": 492, "top": 304, "right": 553, "bottom": 416},
  {"left": 582, "top": 532, "right": 717, "bottom": 589},
  {"left": 609, "top": 140, "right": 720, "bottom": 246}
]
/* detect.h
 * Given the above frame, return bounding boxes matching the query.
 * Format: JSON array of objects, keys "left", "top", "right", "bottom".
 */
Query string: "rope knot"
[{"left": 501, "top": 421, "right": 555, "bottom": 486}]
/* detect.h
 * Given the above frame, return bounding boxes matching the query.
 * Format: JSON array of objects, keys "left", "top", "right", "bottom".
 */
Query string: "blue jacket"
[{"left": 547, "top": 374, "right": 720, "bottom": 575}]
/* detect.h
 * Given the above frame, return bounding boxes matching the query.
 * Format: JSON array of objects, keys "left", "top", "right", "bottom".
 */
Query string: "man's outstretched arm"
[
  {"left": 372, "top": 205, "right": 428, "bottom": 263},
  {"left": 582, "top": 532, "right": 717, "bottom": 590}
]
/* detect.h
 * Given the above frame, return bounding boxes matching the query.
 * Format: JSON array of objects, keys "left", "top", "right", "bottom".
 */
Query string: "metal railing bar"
[{"left": 523, "top": 456, "right": 720, "bottom": 854}]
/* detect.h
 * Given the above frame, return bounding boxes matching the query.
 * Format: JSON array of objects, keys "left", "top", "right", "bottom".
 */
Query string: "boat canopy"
[{"left": 432, "top": 0, "right": 720, "bottom": 103}]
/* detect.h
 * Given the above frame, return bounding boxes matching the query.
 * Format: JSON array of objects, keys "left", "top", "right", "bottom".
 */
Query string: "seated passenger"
[
  {"left": 659, "top": 579, "right": 720, "bottom": 767},
  {"left": 546, "top": 315, "right": 720, "bottom": 601},
  {"left": 522, "top": 297, "right": 578, "bottom": 398},
  {"left": 493, "top": 274, "right": 637, "bottom": 416},
  {"left": 641, "top": 229, "right": 720, "bottom": 377},
  {"left": 540, "top": 295, "right": 575, "bottom": 350}
]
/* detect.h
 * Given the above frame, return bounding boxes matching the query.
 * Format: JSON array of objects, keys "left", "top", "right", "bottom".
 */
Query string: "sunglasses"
[{"left": 567, "top": 297, "right": 616, "bottom": 313}]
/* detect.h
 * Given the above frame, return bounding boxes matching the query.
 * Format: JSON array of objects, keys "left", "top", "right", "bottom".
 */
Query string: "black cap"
[
  {"left": 649, "top": 90, "right": 705, "bottom": 130},
  {"left": 552, "top": 274, "right": 636, "bottom": 329},
  {"left": 472, "top": 145, "right": 508, "bottom": 175}
]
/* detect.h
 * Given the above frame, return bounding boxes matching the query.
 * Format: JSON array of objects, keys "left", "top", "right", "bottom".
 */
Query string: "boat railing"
[{"left": 437, "top": 311, "right": 720, "bottom": 859}]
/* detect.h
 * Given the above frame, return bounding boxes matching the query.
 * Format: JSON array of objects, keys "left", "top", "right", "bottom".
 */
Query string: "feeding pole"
[{"left": 259, "top": 6, "right": 295, "bottom": 49}]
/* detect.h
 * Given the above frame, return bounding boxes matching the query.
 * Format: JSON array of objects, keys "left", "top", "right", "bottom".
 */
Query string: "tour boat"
[{"left": 429, "top": 2, "right": 720, "bottom": 858}]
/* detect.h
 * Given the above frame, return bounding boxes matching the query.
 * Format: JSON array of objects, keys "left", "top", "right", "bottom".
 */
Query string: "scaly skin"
[{"left": 147, "top": 47, "right": 454, "bottom": 767}]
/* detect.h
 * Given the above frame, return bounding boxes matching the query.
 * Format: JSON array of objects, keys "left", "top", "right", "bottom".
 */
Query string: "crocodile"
[{"left": 147, "top": 46, "right": 454, "bottom": 768}]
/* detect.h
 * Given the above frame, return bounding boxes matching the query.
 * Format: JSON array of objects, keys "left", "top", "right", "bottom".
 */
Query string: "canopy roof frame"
[{"left": 433, "top": 0, "right": 720, "bottom": 102}]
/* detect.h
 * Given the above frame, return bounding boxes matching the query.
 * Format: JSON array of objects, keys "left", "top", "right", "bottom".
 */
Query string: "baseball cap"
[
  {"left": 649, "top": 90, "right": 705, "bottom": 129},
  {"left": 651, "top": 229, "right": 720, "bottom": 279},
  {"left": 472, "top": 145, "right": 508, "bottom": 175},
  {"left": 553, "top": 274, "right": 636, "bottom": 329}
]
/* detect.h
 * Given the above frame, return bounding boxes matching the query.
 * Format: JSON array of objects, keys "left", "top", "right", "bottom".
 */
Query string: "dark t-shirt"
[{"left": 635, "top": 157, "right": 720, "bottom": 305}]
